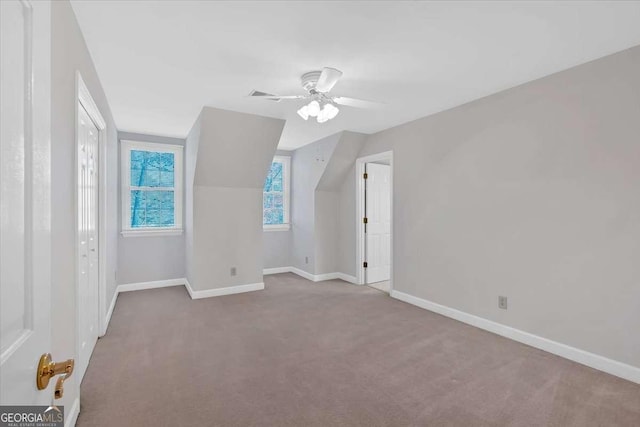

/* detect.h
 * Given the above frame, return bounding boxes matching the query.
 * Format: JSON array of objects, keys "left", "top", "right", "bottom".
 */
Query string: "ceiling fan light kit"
[
  {"left": 297, "top": 100, "right": 340, "bottom": 123},
  {"left": 250, "top": 66, "right": 383, "bottom": 124}
]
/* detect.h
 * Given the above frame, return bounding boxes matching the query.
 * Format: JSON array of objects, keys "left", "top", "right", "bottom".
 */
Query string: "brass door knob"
[{"left": 36, "top": 353, "right": 74, "bottom": 399}]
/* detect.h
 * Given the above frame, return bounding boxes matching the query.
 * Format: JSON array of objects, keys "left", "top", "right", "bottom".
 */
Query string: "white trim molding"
[
  {"left": 289, "top": 267, "right": 316, "bottom": 281},
  {"left": 263, "top": 267, "right": 358, "bottom": 284},
  {"left": 118, "top": 278, "right": 186, "bottom": 293},
  {"left": 263, "top": 266, "right": 292, "bottom": 275},
  {"left": 121, "top": 228, "right": 183, "bottom": 237},
  {"left": 335, "top": 273, "right": 358, "bottom": 284},
  {"left": 65, "top": 397, "right": 80, "bottom": 427},
  {"left": 102, "top": 289, "right": 118, "bottom": 336},
  {"left": 184, "top": 280, "right": 264, "bottom": 300},
  {"left": 391, "top": 289, "right": 640, "bottom": 385},
  {"left": 263, "top": 223, "right": 291, "bottom": 232}
]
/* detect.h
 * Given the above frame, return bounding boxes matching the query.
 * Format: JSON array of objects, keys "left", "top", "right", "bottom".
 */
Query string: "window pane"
[
  {"left": 159, "top": 171, "right": 174, "bottom": 186},
  {"left": 263, "top": 159, "right": 287, "bottom": 225},
  {"left": 274, "top": 194, "right": 283, "bottom": 208},
  {"left": 131, "top": 150, "right": 145, "bottom": 170},
  {"left": 263, "top": 208, "right": 284, "bottom": 225},
  {"left": 141, "top": 170, "right": 160, "bottom": 187},
  {"left": 263, "top": 193, "right": 273, "bottom": 209},
  {"left": 131, "top": 190, "right": 174, "bottom": 228},
  {"left": 131, "top": 150, "right": 174, "bottom": 188},
  {"left": 159, "top": 153, "right": 174, "bottom": 171},
  {"left": 264, "top": 161, "right": 283, "bottom": 192}
]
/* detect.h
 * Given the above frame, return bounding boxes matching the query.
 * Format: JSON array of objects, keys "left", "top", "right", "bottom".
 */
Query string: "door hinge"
[
  {"left": 363, "top": 262, "right": 368, "bottom": 268},
  {"left": 363, "top": 173, "right": 368, "bottom": 179},
  {"left": 363, "top": 217, "right": 368, "bottom": 224}
]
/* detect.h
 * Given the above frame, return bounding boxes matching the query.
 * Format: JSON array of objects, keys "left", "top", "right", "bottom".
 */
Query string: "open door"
[
  {"left": 356, "top": 151, "right": 393, "bottom": 292},
  {"left": 364, "top": 163, "right": 391, "bottom": 285},
  {"left": 1, "top": 0, "right": 60, "bottom": 409}
]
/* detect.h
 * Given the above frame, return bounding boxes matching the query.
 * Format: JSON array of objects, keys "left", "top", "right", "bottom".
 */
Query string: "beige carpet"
[{"left": 78, "top": 273, "right": 640, "bottom": 426}]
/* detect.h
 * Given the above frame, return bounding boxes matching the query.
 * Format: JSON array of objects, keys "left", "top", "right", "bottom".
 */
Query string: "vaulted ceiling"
[{"left": 70, "top": 1, "right": 640, "bottom": 149}]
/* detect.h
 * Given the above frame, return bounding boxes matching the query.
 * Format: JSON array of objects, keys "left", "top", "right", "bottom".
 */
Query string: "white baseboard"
[
  {"left": 118, "top": 278, "right": 186, "bottom": 293},
  {"left": 263, "top": 266, "right": 291, "bottom": 275},
  {"left": 289, "top": 266, "right": 318, "bottom": 281},
  {"left": 391, "top": 289, "right": 640, "bottom": 385},
  {"left": 335, "top": 272, "right": 358, "bottom": 284},
  {"left": 102, "top": 290, "right": 118, "bottom": 335},
  {"left": 264, "top": 266, "right": 358, "bottom": 284},
  {"left": 65, "top": 397, "right": 80, "bottom": 427},
  {"left": 185, "top": 279, "right": 264, "bottom": 299},
  {"left": 315, "top": 271, "right": 339, "bottom": 282}
]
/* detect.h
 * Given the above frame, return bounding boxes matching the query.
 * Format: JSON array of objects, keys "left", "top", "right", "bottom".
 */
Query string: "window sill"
[
  {"left": 263, "top": 224, "right": 291, "bottom": 232},
  {"left": 121, "top": 228, "right": 183, "bottom": 237}
]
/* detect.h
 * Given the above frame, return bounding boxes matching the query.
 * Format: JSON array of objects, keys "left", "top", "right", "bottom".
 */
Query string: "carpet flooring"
[
  {"left": 368, "top": 280, "right": 391, "bottom": 294},
  {"left": 78, "top": 273, "right": 640, "bottom": 426}
]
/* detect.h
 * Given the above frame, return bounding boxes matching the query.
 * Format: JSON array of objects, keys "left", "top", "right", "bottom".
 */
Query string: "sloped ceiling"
[
  {"left": 193, "top": 107, "right": 285, "bottom": 187},
  {"left": 316, "top": 132, "right": 368, "bottom": 191}
]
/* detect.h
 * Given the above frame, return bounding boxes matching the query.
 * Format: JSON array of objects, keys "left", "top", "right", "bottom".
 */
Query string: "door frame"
[
  {"left": 355, "top": 151, "right": 393, "bottom": 291},
  {"left": 75, "top": 72, "right": 107, "bottom": 378}
]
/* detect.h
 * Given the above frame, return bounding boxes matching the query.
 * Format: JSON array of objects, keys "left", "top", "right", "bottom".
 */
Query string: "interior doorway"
[{"left": 356, "top": 151, "right": 393, "bottom": 294}]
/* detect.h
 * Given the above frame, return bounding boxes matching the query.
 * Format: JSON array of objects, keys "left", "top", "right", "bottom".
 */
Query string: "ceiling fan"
[{"left": 249, "top": 67, "right": 383, "bottom": 123}]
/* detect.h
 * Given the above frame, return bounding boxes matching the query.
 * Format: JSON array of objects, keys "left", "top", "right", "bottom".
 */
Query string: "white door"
[
  {"left": 1, "top": 0, "right": 52, "bottom": 405},
  {"left": 77, "top": 104, "right": 100, "bottom": 381},
  {"left": 365, "top": 163, "right": 391, "bottom": 284}
]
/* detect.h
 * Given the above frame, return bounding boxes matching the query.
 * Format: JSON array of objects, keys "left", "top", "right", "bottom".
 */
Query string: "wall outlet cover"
[
  {"left": 498, "top": 296, "right": 508, "bottom": 310},
  {"left": 230, "top": 267, "right": 237, "bottom": 276}
]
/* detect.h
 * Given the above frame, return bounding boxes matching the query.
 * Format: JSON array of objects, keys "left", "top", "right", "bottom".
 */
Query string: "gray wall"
[
  {"left": 51, "top": 0, "right": 119, "bottom": 410},
  {"left": 116, "top": 131, "right": 186, "bottom": 284},
  {"left": 263, "top": 150, "right": 293, "bottom": 269},
  {"left": 358, "top": 46, "right": 640, "bottom": 368},
  {"left": 290, "top": 134, "right": 340, "bottom": 273},
  {"left": 186, "top": 107, "right": 285, "bottom": 291},
  {"left": 263, "top": 229, "right": 291, "bottom": 269},
  {"left": 285, "top": 131, "right": 366, "bottom": 276},
  {"left": 314, "top": 191, "right": 339, "bottom": 274},
  {"left": 317, "top": 132, "right": 367, "bottom": 276},
  {"left": 337, "top": 166, "right": 358, "bottom": 277}
]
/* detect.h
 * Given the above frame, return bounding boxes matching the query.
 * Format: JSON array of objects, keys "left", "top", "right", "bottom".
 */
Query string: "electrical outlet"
[
  {"left": 230, "top": 267, "right": 237, "bottom": 276},
  {"left": 498, "top": 296, "right": 508, "bottom": 310},
  {"left": 305, "top": 256, "right": 309, "bottom": 264}
]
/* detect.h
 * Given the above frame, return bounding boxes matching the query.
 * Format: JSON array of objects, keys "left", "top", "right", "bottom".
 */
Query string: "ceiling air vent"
[{"left": 248, "top": 90, "right": 281, "bottom": 102}]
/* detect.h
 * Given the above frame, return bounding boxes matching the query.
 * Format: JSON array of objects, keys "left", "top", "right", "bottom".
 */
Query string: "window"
[
  {"left": 121, "top": 140, "right": 183, "bottom": 236},
  {"left": 263, "top": 155, "right": 290, "bottom": 231}
]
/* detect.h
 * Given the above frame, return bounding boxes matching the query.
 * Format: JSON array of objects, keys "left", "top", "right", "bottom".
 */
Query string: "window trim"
[
  {"left": 120, "top": 140, "right": 184, "bottom": 237},
  {"left": 263, "top": 155, "right": 291, "bottom": 231}
]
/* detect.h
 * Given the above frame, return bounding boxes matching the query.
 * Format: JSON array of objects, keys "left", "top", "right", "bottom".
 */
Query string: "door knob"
[{"left": 36, "top": 353, "right": 74, "bottom": 399}]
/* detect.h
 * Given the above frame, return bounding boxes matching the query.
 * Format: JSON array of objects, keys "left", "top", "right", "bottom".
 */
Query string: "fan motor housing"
[{"left": 301, "top": 71, "right": 322, "bottom": 92}]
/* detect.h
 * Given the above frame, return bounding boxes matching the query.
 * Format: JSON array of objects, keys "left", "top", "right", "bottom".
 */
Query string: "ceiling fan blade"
[
  {"left": 253, "top": 95, "right": 307, "bottom": 99},
  {"left": 333, "top": 96, "right": 384, "bottom": 109},
  {"left": 248, "top": 90, "right": 306, "bottom": 101},
  {"left": 315, "top": 67, "right": 343, "bottom": 93}
]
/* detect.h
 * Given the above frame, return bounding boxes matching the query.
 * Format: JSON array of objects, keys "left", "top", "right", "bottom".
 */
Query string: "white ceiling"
[{"left": 70, "top": 1, "right": 640, "bottom": 150}]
